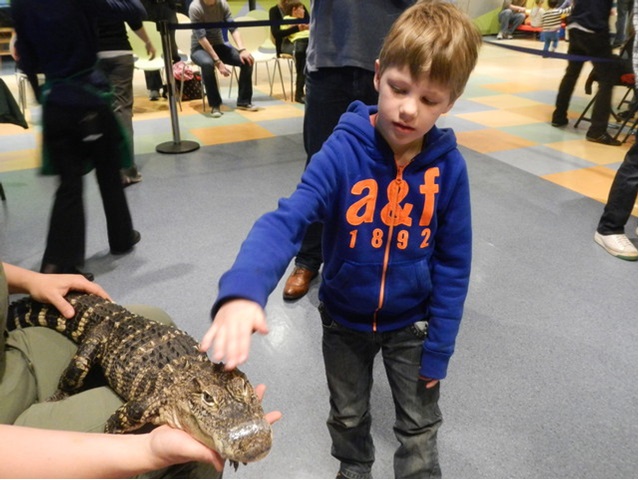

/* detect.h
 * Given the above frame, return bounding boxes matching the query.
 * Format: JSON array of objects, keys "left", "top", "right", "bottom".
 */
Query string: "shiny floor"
[{"left": 0, "top": 36, "right": 637, "bottom": 479}]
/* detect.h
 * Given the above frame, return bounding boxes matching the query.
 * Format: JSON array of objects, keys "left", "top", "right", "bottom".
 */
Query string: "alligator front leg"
[{"left": 105, "top": 397, "right": 163, "bottom": 434}]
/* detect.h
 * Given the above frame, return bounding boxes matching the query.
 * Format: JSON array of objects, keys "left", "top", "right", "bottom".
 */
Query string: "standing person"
[
  {"left": 97, "top": 19, "right": 156, "bottom": 186},
  {"left": 140, "top": 0, "right": 181, "bottom": 101},
  {"left": 12, "top": 0, "right": 143, "bottom": 281},
  {"left": 281, "top": 1, "right": 309, "bottom": 103},
  {"left": 201, "top": 2, "right": 482, "bottom": 477},
  {"left": 541, "top": 0, "right": 572, "bottom": 54},
  {"left": 594, "top": 2, "right": 638, "bottom": 260},
  {"left": 551, "top": 0, "right": 622, "bottom": 145},
  {"left": 282, "top": 0, "right": 416, "bottom": 301},
  {"left": 496, "top": 0, "right": 526, "bottom": 40},
  {"left": 189, "top": 0, "right": 257, "bottom": 118}
]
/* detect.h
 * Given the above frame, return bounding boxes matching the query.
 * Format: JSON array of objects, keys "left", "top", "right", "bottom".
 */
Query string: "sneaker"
[
  {"left": 586, "top": 132, "right": 622, "bottom": 146},
  {"left": 236, "top": 103, "right": 259, "bottom": 112},
  {"left": 211, "top": 107, "right": 223, "bottom": 118},
  {"left": 149, "top": 90, "right": 160, "bottom": 101},
  {"left": 507, "top": 34, "right": 514, "bottom": 39},
  {"left": 496, "top": 32, "right": 504, "bottom": 40},
  {"left": 594, "top": 232, "right": 638, "bottom": 260},
  {"left": 121, "top": 166, "right": 142, "bottom": 187}
]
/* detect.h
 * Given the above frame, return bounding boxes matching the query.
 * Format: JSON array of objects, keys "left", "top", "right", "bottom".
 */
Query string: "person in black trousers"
[
  {"left": 140, "top": 0, "right": 181, "bottom": 100},
  {"left": 12, "top": 0, "right": 142, "bottom": 280},
  {"left": 551, "top": 0, "right": 621, "bottom": 145}
]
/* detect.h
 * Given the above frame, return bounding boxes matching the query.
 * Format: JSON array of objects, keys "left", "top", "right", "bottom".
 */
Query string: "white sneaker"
[
  {"left": 594, "top": 232, "right": 638, "bottom": 261},
  {"left": 211, "top": 107, "right": 223, "bottom": 118},
  {"left": 496, "top": 32, "right": 504, "bottom": 40}
]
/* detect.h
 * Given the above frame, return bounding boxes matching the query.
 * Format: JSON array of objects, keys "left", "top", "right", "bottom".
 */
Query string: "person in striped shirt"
[{"left": 541, "top": 0, "right": 572, "bottom": 54}]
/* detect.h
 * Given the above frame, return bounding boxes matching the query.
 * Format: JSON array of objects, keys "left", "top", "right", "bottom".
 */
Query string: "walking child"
[
  {"left": 201, "top": 1, "right": 482, "bottom": 477},
  {"left": 542, "top": 0, "right": 572, "bottom": 54}
]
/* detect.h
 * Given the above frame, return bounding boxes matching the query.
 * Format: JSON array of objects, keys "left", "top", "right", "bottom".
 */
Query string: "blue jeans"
[
  {"left": 320, "top": 304, "right": 442, "bottom": 479},
  {"left": 191, "top": 44, "right": 253, "bottom": 109},
  {"left": 295, "top": 67, "right": 379, "bottom": 272},
  {"left": 597, "top": 139, "right": 638, "bottom": 235},
  {"left": 498, "top": 9, "right": 525, "bottom": 35},
  {"left": 542, "top": 30, "right": 560, "bottom": 53}
]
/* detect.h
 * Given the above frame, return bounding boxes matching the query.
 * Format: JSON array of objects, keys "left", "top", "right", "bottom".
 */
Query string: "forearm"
[
  {"left": 198, "top": 37, "right": 221, "bottom": 62},
  {"left": 3, "top": 262, "right": 38, "bottom": 295},
  {"left": 0, "top": 425, "right": 162, "bottom": 478}
]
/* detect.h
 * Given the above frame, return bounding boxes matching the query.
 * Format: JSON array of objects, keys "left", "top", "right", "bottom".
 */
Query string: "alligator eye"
[{"left": 202, "top": 391, "right": 216, "bottom": 406}]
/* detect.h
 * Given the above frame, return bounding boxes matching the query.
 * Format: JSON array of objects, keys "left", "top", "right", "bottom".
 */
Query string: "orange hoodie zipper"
[{"left": 373, "top": 162, "right": 408, "bottom": 331}]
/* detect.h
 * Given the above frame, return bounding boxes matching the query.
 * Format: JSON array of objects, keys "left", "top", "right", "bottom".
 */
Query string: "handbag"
[{"left": 173, "top": 61, "right": 202, "bottom": 101}]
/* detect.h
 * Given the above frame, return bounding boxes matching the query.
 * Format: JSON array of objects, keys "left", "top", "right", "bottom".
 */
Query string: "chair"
[
  {"left": 574, "top": 34, "right": 637, "bottom": 142},
  {"left": 126, "top": 21, "right": 165, "bottom": 88}
]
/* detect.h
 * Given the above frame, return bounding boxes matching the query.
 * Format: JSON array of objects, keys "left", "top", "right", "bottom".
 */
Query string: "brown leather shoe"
[{"left": 283, "top": 266, "right": 318, "bottom": 301}]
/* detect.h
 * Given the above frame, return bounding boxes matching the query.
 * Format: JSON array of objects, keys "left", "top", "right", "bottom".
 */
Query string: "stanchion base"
[{"left": 156, "top": 140, "right": 200, "bottom": 154}]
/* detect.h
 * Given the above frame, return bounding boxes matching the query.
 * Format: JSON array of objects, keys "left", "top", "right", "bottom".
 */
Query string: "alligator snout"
[{"left": 224, "top": 418, "right": 273, "bottom": 463}]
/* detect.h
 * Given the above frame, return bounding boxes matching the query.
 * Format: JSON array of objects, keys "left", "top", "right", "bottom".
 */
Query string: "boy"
[{"left": 201, "top": 2, "right": 482, "bottom": 477}]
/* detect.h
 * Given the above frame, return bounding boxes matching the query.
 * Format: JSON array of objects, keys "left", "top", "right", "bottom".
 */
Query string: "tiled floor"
[
  {"left": 1, "top": 36, "right": 634, "bottom": 215},
  {"left": 0, "top": 34, "right": 636, "bottom": 480}
]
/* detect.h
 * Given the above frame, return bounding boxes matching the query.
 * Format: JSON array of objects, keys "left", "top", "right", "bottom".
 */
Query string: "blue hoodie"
[{"left": 214, "top": 101, "right": 472, "bottom": 380}]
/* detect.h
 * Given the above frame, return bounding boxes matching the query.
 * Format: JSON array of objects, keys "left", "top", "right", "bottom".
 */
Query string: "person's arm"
[
  {"left": 0, "top": 424, "right": 223, "bottom": 478},
  {"left": 3, "top": 263, "right": 111, "bottom": 319},
  {"left": 0, "top": 385, "right": 280, "bottom": 478},
  {"left": 228, "top": 28, "right": 254, "bottom": 66},
  {"left": 133, "top": 24, "right": 157, "bottom": 59}
]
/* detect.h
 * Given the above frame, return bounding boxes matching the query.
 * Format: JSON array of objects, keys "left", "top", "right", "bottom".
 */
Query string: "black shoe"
[
  {"left": 110, "top": 230, "right": 141, "bottom": 255},
  {"left": 294, "top": 95, "right": 305, "bottom": 104},
  {"left": 617, "top": 109, "right": 636, "bottom": 121},
  {"left": 40, "top": 263, "right": 95, "bottom": 282},
  {"left": 586, "top": 132, "right": 622, "bottom": 146},
  {"left": 551, "top": 117, "right": 569, "bottom": 127}
]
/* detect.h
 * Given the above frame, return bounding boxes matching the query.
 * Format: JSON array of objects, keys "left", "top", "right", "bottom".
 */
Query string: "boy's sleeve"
[
  {"left": 419, "top": 154, "right": 472, "bottom": 380},
  {"left": 211, "top": 144, "right": 340, "bottom": 318}
]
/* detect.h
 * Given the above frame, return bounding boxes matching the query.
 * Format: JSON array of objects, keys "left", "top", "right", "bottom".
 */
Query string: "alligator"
[{"left": 7, "top": 292, "right": 272, "bottom": 468}]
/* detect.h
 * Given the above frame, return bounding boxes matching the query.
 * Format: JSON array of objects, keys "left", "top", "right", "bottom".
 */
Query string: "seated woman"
[{"left": 269, "top": 0, "right": 309, "bottom": 103}]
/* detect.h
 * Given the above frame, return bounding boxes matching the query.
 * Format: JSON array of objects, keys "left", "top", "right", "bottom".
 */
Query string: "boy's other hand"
[{"left": 200, "top": 299, "right": 268, "bottom": 370}]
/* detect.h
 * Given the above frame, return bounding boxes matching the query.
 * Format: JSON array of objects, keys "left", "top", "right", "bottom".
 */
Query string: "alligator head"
[{"left": 166, "top": 360, "right": 273, "bottom": 467}]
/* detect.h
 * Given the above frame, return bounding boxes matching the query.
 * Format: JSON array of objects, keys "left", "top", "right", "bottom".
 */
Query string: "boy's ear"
[{"left": 373, "top": 59, "right": 381, "bottom": 92}]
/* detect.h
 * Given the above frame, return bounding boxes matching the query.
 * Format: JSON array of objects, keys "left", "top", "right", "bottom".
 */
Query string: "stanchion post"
[{"left": 155, "top": 20, "right": 200, "bottom": 154}]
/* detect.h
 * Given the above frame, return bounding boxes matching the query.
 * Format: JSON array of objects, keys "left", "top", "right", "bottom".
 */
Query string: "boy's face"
[
  {"left": 292, "top": 5, "right": 304, "bottom": 18},
  {"left": 374, "top": 62, "right": 454, "bottom": 157}
]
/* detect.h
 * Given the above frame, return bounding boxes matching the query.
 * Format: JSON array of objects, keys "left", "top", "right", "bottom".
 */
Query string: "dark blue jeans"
[
  {"left": 191, "top": 44, "right": 253, "bottom": 109},
  {"left": 320, "top": 305, "right": 442, "bottom": 479},
  {"left": 295, "top": 67, "right": 379, "bottom": 272},
  {"left": 553, "top": 28, "right": 616, "bottom": 137},
  {"left": 597, "top": 139, "right": 638, "bottom": 235}
]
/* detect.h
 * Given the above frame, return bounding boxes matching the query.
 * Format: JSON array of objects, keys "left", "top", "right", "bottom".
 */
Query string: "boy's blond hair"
[{"left": 378, "top": 0, "right": 482, "bottom": 102}]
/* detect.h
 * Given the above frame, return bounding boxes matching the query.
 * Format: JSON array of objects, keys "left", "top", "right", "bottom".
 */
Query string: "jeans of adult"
[
  {"left": 191, "top": 44, "right": 253, "bottom": 109},
  {"left": 597, "top": 139, "right": 638, "bottom": 234},
  {"left": 282, "top": 38, "right": 308, "bottom": 100},
  {"left": 498, "top": 9, "right": 525, "bottom": 35},
  {"left": 553, "top": 28, "right": 616, "bottom": 137},
  {"left": 295, "top": 67, "right": 379, "bottom": 273},
  {"left": 614, "top": 0, "right": 633, "bottom": 45},
  {"left": 97, "top": 54, "right": 135, "bottom": 159},
  {"left": 320, "top": 305, "right": 442, "bottom": 479},
  {"left": 41, "top": 102, "right": 134, "bottom": 267}
]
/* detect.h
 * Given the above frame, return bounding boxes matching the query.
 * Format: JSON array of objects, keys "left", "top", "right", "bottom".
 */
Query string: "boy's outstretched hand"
[{"left": 200, "top": 299, "right": 269, "bottom": 370}]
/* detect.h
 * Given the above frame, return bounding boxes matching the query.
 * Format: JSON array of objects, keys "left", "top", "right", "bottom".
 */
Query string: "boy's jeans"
[{"left": 320, "top": 304, "right": 442, "bottom": 479}]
